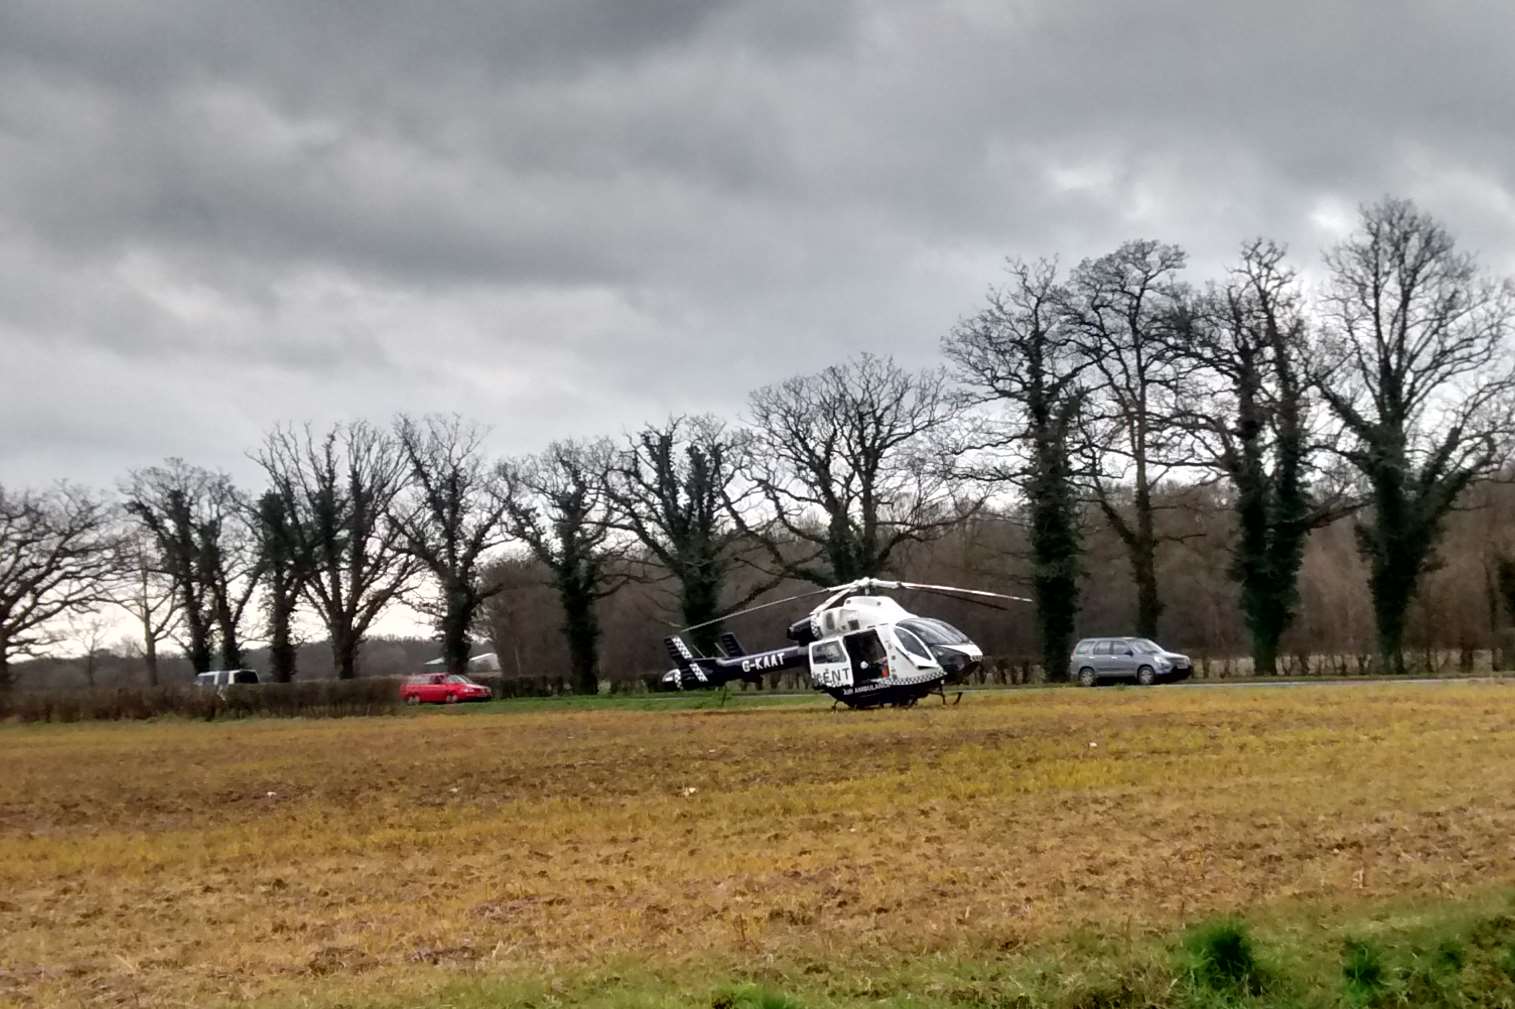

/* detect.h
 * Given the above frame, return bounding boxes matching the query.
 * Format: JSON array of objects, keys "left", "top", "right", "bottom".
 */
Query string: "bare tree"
[
  {"left": 500, "top": 440, "right": 625, "bottom": 694},
  {"left": 1060, "top": 240, "right": 1192, "bottom": 638},
  {"left": 1317, "top": 197, "right": 1515, "bottom": 673},
  {"left": 107, "top": 528, "right": 180, "bottom": 686},
  {"left": 123, "top": 461, "right": 256, "bottom": 671},
  {"left": 255, "top": 422, "right": 417, "bottom": 679},
  {"left": 392, "top": 414, "right": 512, "bottom": 675},
  {"left": 606, "top": 415, "right": 773, "bottom": 652},
  {"left": 0, "top": 484, "right": 119, "bottom": 689},
  {"left": 738, "top": 353, "right": 971, "bottom": 586},
  {"left": 1175, "top": 241, "right": 1353, "bottom": 674},
  {"left": 71, "top": 614, "right": 113, "bottom": 688},
  {"left": 945, "top": 258, "right": 1088, "bottom": 680},
  {"left": 201, "top": 504, "right": 260, "bottom": 670}
]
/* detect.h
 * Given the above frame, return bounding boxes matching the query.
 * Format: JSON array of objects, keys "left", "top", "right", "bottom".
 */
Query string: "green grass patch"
[
  {"left": 1182, "top": 918, "right": 1269, "bottom": 997},
  {"left": 241, "top": 894, "right": 1515, "bottom": 1009}
]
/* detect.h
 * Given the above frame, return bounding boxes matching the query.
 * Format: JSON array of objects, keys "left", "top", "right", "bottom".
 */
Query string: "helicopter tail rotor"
[{"left": 663, "top": 636, "right": 711, "bottom": 689}]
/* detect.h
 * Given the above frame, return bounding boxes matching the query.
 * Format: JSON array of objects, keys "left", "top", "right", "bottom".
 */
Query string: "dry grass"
[{"left": 3, "top": 683, "right": 1515, "bottom": 1007}]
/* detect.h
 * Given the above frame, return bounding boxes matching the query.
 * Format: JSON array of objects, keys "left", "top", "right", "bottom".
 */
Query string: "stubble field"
[{"left": 3, "top": 683, "right": 1515, "bottom": 1008}]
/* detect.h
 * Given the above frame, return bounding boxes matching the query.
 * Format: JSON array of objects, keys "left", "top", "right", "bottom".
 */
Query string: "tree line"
[{"left": 3, "top": 197, "right": 1514, "bottom": 691}]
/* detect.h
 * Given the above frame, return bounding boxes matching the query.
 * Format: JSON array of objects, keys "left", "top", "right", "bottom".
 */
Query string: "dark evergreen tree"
[
  {"left": 252, "top": 490, "right": 308, "bottom": 681},
  {"left": 1176, "top": 241, "right": 1350, "bottom": 674},
  {"left": 945, "top": 258, "right": 1086, "bottom": 680},
  {"left": 256, "top": 422, "right": 417, "bottom": 679},
  {"left": 606, "top": 415, "right": 773, "bottom": 654},
  {"left": 500, "top": 440, "right": 625, "bottom": 695},
  {"left": 1318, "top": 198, "right": 1515, "bottom": 673},
  {"left": 123, "top": 461, "right": 237, "bottom": 673},
  {"left": 392, "top": 415, "right": 511, "bottom": 675}
]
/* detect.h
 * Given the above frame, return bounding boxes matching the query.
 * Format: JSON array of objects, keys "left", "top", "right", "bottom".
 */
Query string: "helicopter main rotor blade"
[
  {"left": 892, "top": 581, "right": 1034, "bottom": 605},
  {"left": 675, "top": 586, "right": 839, "bottom": 635}
]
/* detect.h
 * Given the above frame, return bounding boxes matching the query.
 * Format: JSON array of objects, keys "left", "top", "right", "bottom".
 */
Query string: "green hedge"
[
  {"left": 464, "top": 674, "right": 574, "bottom": 698},
  {"left": 0, "top": 678, "right": 403, "bottom": 723}
]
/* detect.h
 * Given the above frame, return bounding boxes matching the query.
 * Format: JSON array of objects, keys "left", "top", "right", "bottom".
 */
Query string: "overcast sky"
[{"left": 4, "top": 0, "right": 1514, "bottom": 490}]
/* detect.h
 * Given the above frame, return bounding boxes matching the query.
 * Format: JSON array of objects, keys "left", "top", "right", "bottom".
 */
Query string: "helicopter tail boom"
[{"left": 662, "top": 635, "right": 805, "bottom": 690}]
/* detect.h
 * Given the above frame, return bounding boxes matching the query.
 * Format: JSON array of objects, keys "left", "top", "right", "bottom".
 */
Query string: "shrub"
[
  {"left": 709, "top": 983, "right": 803, "bottom": 1009},
  {"left": 1341, "top": 938, "right": 1388, "bottom": 1004},
  {"left": 1181, "top": 918, "right": 1266, "bottom": 996}
]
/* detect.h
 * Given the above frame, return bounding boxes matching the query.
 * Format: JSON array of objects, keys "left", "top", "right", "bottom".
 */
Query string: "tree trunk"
[
  {"left": 1366, "top": 538, "right": 1417, "bottom": 676},
  {"left": 0, "top": 641, "right": 11, "bottom": 692},
  {"left": 214, "top": 578, "right": 244, "bottom": 670},
  {"left": 440, "top": 581, "right": 474, "bottom": 676},
  {"left": 144, "top": 637, "right": 160, "bottom": 687},
  {"left": 567, "top": 628, "right": 598, "bottom": 695},
  {"left": 1029, "top": 492, "right": 1079, "bottom": 682},
  {"left": 1373, "top": 602, "right": 1408, "bottom": 676},
  {"left": 1132, "top": 537, "right": 1161, "bottom": 639},
  {"left": 1252, "top": 631, "right": 1279, "bottom": 677},
  {"left": 333, "top": 628, "right": 359, "bottom": 679},
  {"left": 682, "top": 573, "right": 722, "bottom": 655},
  {"left": 269, "top": 603, "right": 296, "bottom": 682},
  {"left": 186, "top": 616, "right": 213, "bottom": 673}
]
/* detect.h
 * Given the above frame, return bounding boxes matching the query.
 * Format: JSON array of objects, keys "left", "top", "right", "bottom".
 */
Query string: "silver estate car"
[{"left": 1069, "top": 637, "right": 1192, "bottom": 687}]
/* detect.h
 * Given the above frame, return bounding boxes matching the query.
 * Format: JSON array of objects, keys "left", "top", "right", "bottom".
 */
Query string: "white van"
[{"left": 193, "top": 669, "right": 260, "bottom": 689}]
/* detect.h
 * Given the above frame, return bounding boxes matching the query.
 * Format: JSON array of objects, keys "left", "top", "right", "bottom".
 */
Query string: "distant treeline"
[{"left": 4, "top": 195, "right": 1515, "bottom": 692}]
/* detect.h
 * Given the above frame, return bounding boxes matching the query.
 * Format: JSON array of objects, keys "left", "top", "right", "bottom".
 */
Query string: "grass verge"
[{"left": 240, "top": 892, "right": 1515, "bottom": 1008}]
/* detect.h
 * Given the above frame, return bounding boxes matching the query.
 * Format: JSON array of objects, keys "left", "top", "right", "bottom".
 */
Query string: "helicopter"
[{"left": 661, "top": 577, "right": 1029, "bottom": 709}]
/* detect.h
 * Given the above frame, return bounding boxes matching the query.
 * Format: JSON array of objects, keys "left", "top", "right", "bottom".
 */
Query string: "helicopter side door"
[{"left": 807, "top": 638, "right": 851, "bottom": 690}]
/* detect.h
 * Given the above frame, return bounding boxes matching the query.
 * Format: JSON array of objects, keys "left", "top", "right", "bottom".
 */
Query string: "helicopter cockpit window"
[
  {"left": 899, "top": 618, "right": 970, "bottom": 646},
  {"left": 811, "top": 641, "right": 846, "bottom": 664},
  {"left": 894, "top": 627, "right": 934, "bottom": 662}
]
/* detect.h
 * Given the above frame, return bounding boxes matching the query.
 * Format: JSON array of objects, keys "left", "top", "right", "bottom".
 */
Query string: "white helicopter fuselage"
[
  {"left": 800, "top": 595, "right": 982, "bottom": 699},
  {"left": 662, "top": 578, "right": 1005, "bottom": 708}
]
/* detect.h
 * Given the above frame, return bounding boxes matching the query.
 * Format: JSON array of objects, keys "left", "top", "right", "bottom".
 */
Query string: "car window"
[
  {"left": 232, "top": 670, "right": 258, "bottom": 684},
  {"left": 1092, "top": 641, "right": 1112, "bottom": 656},
  {"left": 1073, "top": 640, "right": 1091, "bottom": 655},
  {"left": 446, "top": 674, "right": 476, "bottom": 685},
  {"left": 1133, "top": 638, "right": 1162, "bottom": 653}
]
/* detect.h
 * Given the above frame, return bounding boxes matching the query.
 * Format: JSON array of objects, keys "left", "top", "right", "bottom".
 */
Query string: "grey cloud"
[{"left": 3, "top": 0, "right": 1514, "bottom": 488}]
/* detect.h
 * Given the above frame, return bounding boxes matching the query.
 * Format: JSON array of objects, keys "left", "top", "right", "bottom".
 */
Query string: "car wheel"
[
  {"left": 1077, "top": 667, "right": 1097, "bottom": 688},
  {"left": 1136, "top": 665, "right": 1156, "bottom": 686},
  {"left": 405, "top": 694, "right": 420, "bottom": 705},
  {"left": 445, "top": 693, "right": 458, "bottom": 704}
]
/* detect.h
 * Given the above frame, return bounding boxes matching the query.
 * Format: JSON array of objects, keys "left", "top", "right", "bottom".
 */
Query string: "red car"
[{"left": 401, "top": 673, "right": 493, "bottom": 705}]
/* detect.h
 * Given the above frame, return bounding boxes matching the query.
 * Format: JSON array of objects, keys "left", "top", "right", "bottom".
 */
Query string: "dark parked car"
[{"left": 1069, "top": 637, "right": 1192, "bottom": 686}]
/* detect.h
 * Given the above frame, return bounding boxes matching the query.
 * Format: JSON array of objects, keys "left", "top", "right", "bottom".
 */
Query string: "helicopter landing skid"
[
  {"left": 932, "top": 683, "right": 964, "bottom": 706},
  {"left": 828, "top": 681, "right": 962, "bottom": 711}
]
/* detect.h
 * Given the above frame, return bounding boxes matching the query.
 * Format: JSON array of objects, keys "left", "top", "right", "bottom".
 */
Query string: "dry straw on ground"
[{"left": 2, "top": 683, "right": 1514, "bottom": 1006}]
